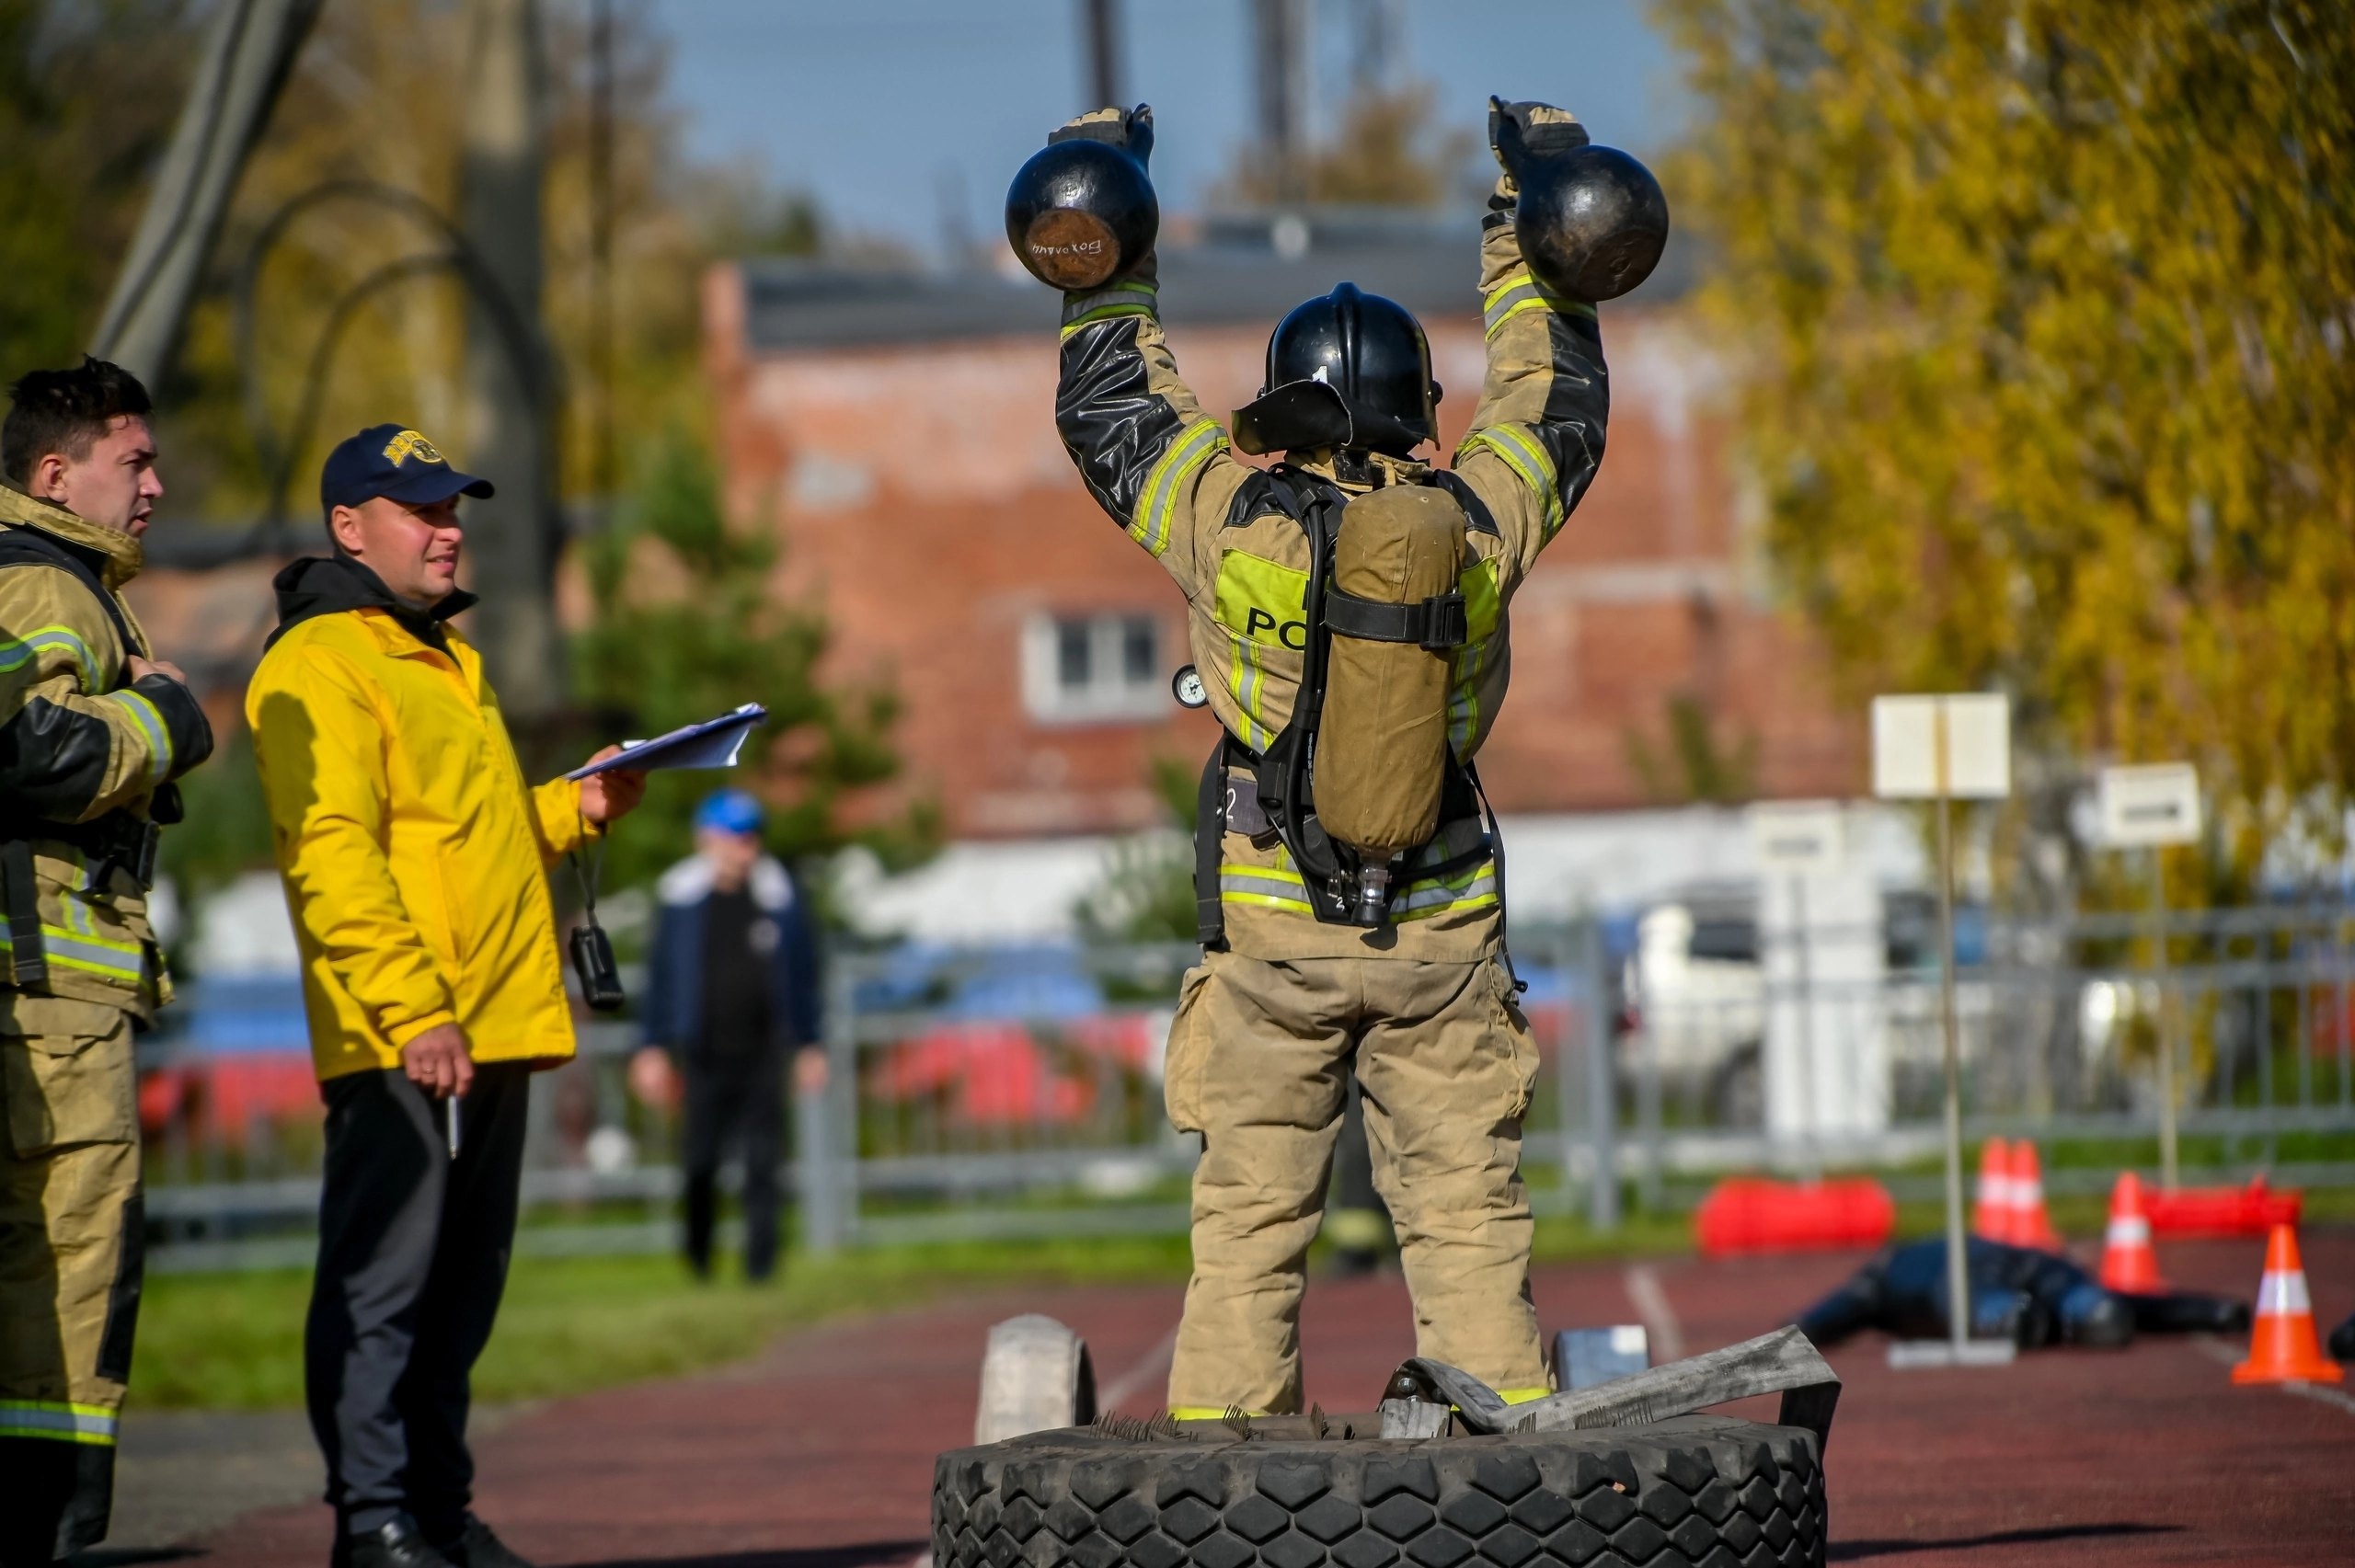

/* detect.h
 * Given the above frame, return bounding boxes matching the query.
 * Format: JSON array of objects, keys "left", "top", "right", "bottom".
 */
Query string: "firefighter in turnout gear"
[
  {"left": 0, "top": 359, "right": 213, "bottom": 1564},
  {"left": 1046, "top": 103, "right": 1610, "bottom": 1416}
]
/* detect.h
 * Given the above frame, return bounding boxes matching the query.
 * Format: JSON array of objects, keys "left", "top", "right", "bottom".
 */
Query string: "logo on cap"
[{"left": 382, "top": 429, "right": 446, "bottom": 467}]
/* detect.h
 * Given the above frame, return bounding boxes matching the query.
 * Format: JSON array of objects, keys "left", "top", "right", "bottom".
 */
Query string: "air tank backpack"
[{"left": 1192, "top": 465, "right": 1508, "bottom": 941}]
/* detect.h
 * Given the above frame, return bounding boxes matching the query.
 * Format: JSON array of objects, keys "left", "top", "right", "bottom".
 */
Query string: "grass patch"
[{"left": 134, "top": 1231, "right": 1195, "bottom": 1412}]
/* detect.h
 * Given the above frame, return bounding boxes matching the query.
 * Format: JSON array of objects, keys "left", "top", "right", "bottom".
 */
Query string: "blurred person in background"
[
  {"left": 0, "top": 358, "right": 213, "bottom": 1567},
  {"left": 635, "top": 789, "right": 818, "bottom": 1284},
  {"left": 247, "top": 425, "right": 645, "bottom": 1568}
]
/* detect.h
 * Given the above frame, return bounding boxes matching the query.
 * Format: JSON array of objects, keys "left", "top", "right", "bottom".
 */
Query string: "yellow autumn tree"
[{"left": 1655, "top": 0, "right": 2355, "bottom": 897}]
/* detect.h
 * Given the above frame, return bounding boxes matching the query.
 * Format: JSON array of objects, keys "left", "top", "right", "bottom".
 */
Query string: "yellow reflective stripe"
[
  {"left": 1170, "top": 1406, "right": 1267, "bottom": 1421},
  {"left": 1219, "top": 863, "right": 1314, "bottom": 914},
  {"left": 1395, "top": 890, "right": 1499, "bottom": 924},
  {"left": 0, "top": 921, "right": 145, "bottom": 981},
  {"left": 1232, "top": 637, "right": 1273, "bottom": 750},
  {"left": 1497, "top": 1387, "right": 1551, "bottom": 1405},
  {"left": 0, "top": 624, "right": 98, "bottom": 689},
  {"left": 107, "top": 688, "right": 172, "bottom": 784},
  {"left": 1130, "top": 420, "right": 1225, "bottom": 557},
  {"left": 0, "top": 1400, "right": 118, "bottom": 1444},
  {"left": 1059, "top": 280, "right": 1160, "bottom": 337},
  {"left": 1459, "top": 425, "right": 1564, "bottom": 540},
  {"left": 1447, "top": 558, "right": 1503, "bottom": 755},
  {"left": 1481, "top": 271, "right": 1595, "bottom": 338}
]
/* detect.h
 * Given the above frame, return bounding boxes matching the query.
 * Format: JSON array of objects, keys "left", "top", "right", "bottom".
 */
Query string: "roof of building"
[{"left": 740, "top": 208, "right": 1694, "bottom": 354}]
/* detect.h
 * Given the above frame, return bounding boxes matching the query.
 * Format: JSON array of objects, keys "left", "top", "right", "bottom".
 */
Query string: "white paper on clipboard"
[{"left": 565, "top": 704, "right": 767, "bottom": 779}]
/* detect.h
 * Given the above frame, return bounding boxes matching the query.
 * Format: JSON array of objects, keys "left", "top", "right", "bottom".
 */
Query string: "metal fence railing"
[{"left": 136, "top": 901, "right": 2355, "bottom": 1268}]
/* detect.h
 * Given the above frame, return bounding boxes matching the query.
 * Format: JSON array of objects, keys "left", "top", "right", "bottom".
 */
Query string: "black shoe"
[
  {"left": 438, "top": 1515, "right": 538, "bottom": 1568},
  {"left": 342, "top": 1514, "right": 454, "bottom": 1568}
]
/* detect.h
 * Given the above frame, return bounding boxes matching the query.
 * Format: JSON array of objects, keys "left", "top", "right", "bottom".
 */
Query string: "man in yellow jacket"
[
  {"left": 247, "top": 425, "right": 644, "bottom": 1568},
  {"left": 2, "top": 359, "right": 213, "bottom": 1567}
]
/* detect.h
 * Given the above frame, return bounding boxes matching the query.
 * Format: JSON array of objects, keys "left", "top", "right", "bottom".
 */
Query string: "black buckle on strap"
[{"left": 1323, "top": 587, "right": 1468, "bottom": 650}]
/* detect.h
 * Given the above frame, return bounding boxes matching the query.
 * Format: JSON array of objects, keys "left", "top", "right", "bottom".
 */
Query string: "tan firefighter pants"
[
  {"left": 1163, "top": 950, "right": 1545, "bottom": 1415},
  {"left": 1, "top": 999, "right": 142, "bottom": 1562}
]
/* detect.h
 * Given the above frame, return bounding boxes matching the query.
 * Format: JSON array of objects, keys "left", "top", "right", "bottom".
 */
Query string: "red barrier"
[
  {"left": 2144, "top": 1175, "right": 2303, "bottom": 1240},
  {"left": 1694, "top": 1175, "right": 1897, "bottom": 1256}
]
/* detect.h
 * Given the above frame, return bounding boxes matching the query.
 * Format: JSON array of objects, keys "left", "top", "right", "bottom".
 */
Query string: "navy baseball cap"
[{"left": 319, "top": 423, "right": 494, "bottom": 519}]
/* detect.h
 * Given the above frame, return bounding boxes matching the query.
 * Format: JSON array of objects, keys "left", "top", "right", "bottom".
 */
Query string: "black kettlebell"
[
  {"left": 1496, "top": 102, "right": 1669, "bottom": 303},
  {"left": 1005, "top": 114, "right": 1158, "bottom": 292}
]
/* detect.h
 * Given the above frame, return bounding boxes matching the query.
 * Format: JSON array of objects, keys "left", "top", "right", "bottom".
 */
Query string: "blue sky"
[{"left": 646, "top": 0, "right": 1689, "bottom": 259}]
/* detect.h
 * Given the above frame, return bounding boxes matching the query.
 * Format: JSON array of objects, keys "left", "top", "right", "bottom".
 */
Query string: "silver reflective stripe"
[
  {"left": 0, "top": 923, "right": 144, "bottom": 981},
  {"left": 0, "top": 1402, "right": 118, "bottom": 1443},
  {"left": 1392, "top": 873, "right": 1498, "bottom": 916},
  {"left": 109, "top": 688, "right": 173, "bottom": 784},
  {"left": 1219, "top": 868, "right": 1312, "bottom": 909},
  {"left": 1062, "top": 281, "right": 1160, "bottom": 326},
  {"left": 2257, "top": 1270, "right": 2310, "bottom": 1316}
]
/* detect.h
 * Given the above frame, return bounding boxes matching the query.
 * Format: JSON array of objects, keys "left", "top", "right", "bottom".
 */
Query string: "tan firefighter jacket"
[
  {"left": 1054, "top": 222, "right": 1609, "bottom": 962},
  {"left": 0, "top": 485, "right": 213, "bottom": 1020}
]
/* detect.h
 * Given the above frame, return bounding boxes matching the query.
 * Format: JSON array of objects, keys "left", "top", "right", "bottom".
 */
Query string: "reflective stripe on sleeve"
[
  {"left": 1130, "top": 419, "right": 1226, "bottom": 557},
  {"left": 0, "top": 624, "right": 100, "bottom": 691},
  {"left": 1482, "top": 270, "right": 1597, "bottom": 338},
  {"left": 1060, "top": 280, "right": 1161, "bottom": 338},
  {"left": 107, "top": 688, "right": 173, "bottom": 784},
  {"left": 1457, "top": 424, "right": 1565, "bottom": 541},
  {"left": 0, "top": 1400, "right": 119, "bottom": 1445}
]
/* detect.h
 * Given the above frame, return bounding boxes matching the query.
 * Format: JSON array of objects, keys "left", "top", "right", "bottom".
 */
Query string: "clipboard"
[{"left": 565, "top": 704, "right": 768, "bottom": 779}]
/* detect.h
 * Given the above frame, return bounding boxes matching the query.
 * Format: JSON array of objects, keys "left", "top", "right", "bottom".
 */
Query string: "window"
[{"left": 1023, "top": 612, "right": 1169, "bottom": 723}]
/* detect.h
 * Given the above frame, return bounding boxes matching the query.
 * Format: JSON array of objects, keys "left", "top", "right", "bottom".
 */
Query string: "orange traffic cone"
[
  {"left": 1970, "top": 1138, "right": 2012, "bottom": 1241},
  {"left": 2233, "top": 1224, "right": 2344, "bottom": 1385},
  {"left": 2097, "top": 1171, "right": 2165, "bottom": 1292},
  {"left": 2010, "top": 1141, "right": 2062, "bottom": 1251}
]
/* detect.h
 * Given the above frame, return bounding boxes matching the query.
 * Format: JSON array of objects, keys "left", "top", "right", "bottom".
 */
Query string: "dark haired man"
[
  {"left": 248, "top": 425, "right": 644, "bottom": 1568},
  {"left": 0, "top": 357, "right": 213, "bottom": 1565}
]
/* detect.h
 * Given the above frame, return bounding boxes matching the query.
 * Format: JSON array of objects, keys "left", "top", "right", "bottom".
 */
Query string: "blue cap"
[
  {"left": 694, "top": 789, "right": 764, "bottom": 837},
  {"left": 320, "top": 424, "right": 494, "bottom": 519}
]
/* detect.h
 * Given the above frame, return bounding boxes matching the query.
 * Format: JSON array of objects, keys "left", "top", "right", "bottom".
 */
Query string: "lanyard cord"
[{"left": 569, "top": 809, "right": 606, "bottom": 922}]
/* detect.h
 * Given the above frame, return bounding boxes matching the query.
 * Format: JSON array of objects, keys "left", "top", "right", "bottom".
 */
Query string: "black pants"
[
  {"left": 681, "top": 1045, "right": 784, "bottom": 1280},
  {"left": 305, "top": 1063, "right": 529, "bottom": 1540}
]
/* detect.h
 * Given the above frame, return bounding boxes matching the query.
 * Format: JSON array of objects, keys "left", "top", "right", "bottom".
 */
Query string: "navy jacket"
[{"left": 641, "top": 853, "right": 821, "bottom": 1059}]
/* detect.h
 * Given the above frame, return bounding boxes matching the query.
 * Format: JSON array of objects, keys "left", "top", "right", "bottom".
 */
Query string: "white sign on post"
[
  {"left": 1749, "top": 801, "right": 1846, "bottom": 871},
  {"left": 2097, "top": 762, "right": 2201, "bottom": 848},
  {"left": 1871, "top": 693, "right": 2012, "bottom": 800}
]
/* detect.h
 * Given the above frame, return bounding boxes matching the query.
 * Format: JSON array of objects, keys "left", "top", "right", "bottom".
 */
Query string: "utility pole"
[
  {"left": 1079, "top": 0, "right": 1122, "bottom": 110},
  {"left": 459, "top": 0, "right": 563, "bottom": 723},
  {"left": 1350, "top": 0, "right": 1401, "bottom": 93},
  {"left": 1254, "top": 0, "right": 1314, "bottom": 202},
  {"left": 589, "top": 0, "right": 616, "bottom": 525},
  {"left": 92, "top": 0, "right": 326, "bottom": 386}
]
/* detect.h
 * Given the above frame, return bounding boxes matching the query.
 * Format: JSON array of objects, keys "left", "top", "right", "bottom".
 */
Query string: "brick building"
[{"left": 706, "top": 213, "right": 1861, "bottom": 851}]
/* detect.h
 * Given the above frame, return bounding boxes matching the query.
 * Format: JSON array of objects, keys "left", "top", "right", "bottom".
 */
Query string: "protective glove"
[
  {"left": 1047, "top": 104, "right": 1158, "bottom": 290},
  {"left": 1488, "top": 97, "right": 1589, "bottom": 205},
  {"left": 1049, "top": 103, "right": 1155, "bottom": 170}
]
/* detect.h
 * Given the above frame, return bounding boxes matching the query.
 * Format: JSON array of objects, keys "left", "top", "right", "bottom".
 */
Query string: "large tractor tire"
[{"left": 931, "top": 1413, "right": 1826, "bottom": 1568}]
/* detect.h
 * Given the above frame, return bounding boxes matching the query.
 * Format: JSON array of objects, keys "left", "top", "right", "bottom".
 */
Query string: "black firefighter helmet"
[{"left": 1231, "top": 282, "right": 1442, "bottom": 458}]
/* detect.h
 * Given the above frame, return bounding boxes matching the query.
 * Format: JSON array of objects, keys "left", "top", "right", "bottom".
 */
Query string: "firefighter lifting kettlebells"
[{"left": 1011, "top": 98, "right": 1655, "bottom": 1417}]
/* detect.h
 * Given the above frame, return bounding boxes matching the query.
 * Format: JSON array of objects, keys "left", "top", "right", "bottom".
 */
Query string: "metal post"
[
  {"left": 1792, "top": 871, "right": 1820, "bottom": 1182},
  {"left": 2149, "top": 849, "right": 2178, "bottom": 1190},
  {"left": 1551, "top": 925, "right": 1579, "bottom": 1201},
  {"left": 793, "top": 1047, "right": 836, "bottom": 1253},
  {"left": 1936, "top": 793, "right": 1970, "bottom": 1355},
  {"left": 1580, "top": 917, "right": 1621, "bottom": 1232}
]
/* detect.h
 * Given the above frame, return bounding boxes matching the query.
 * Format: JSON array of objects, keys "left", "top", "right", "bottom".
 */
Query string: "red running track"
[{"left": 195, "top": 1230, "right": 2354, "bottom": 1567}]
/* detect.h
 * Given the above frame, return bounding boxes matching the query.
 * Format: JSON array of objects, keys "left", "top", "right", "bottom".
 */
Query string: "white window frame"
[{"left": 1020, "top": 610, "right": 1170, "bottom": 725}]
